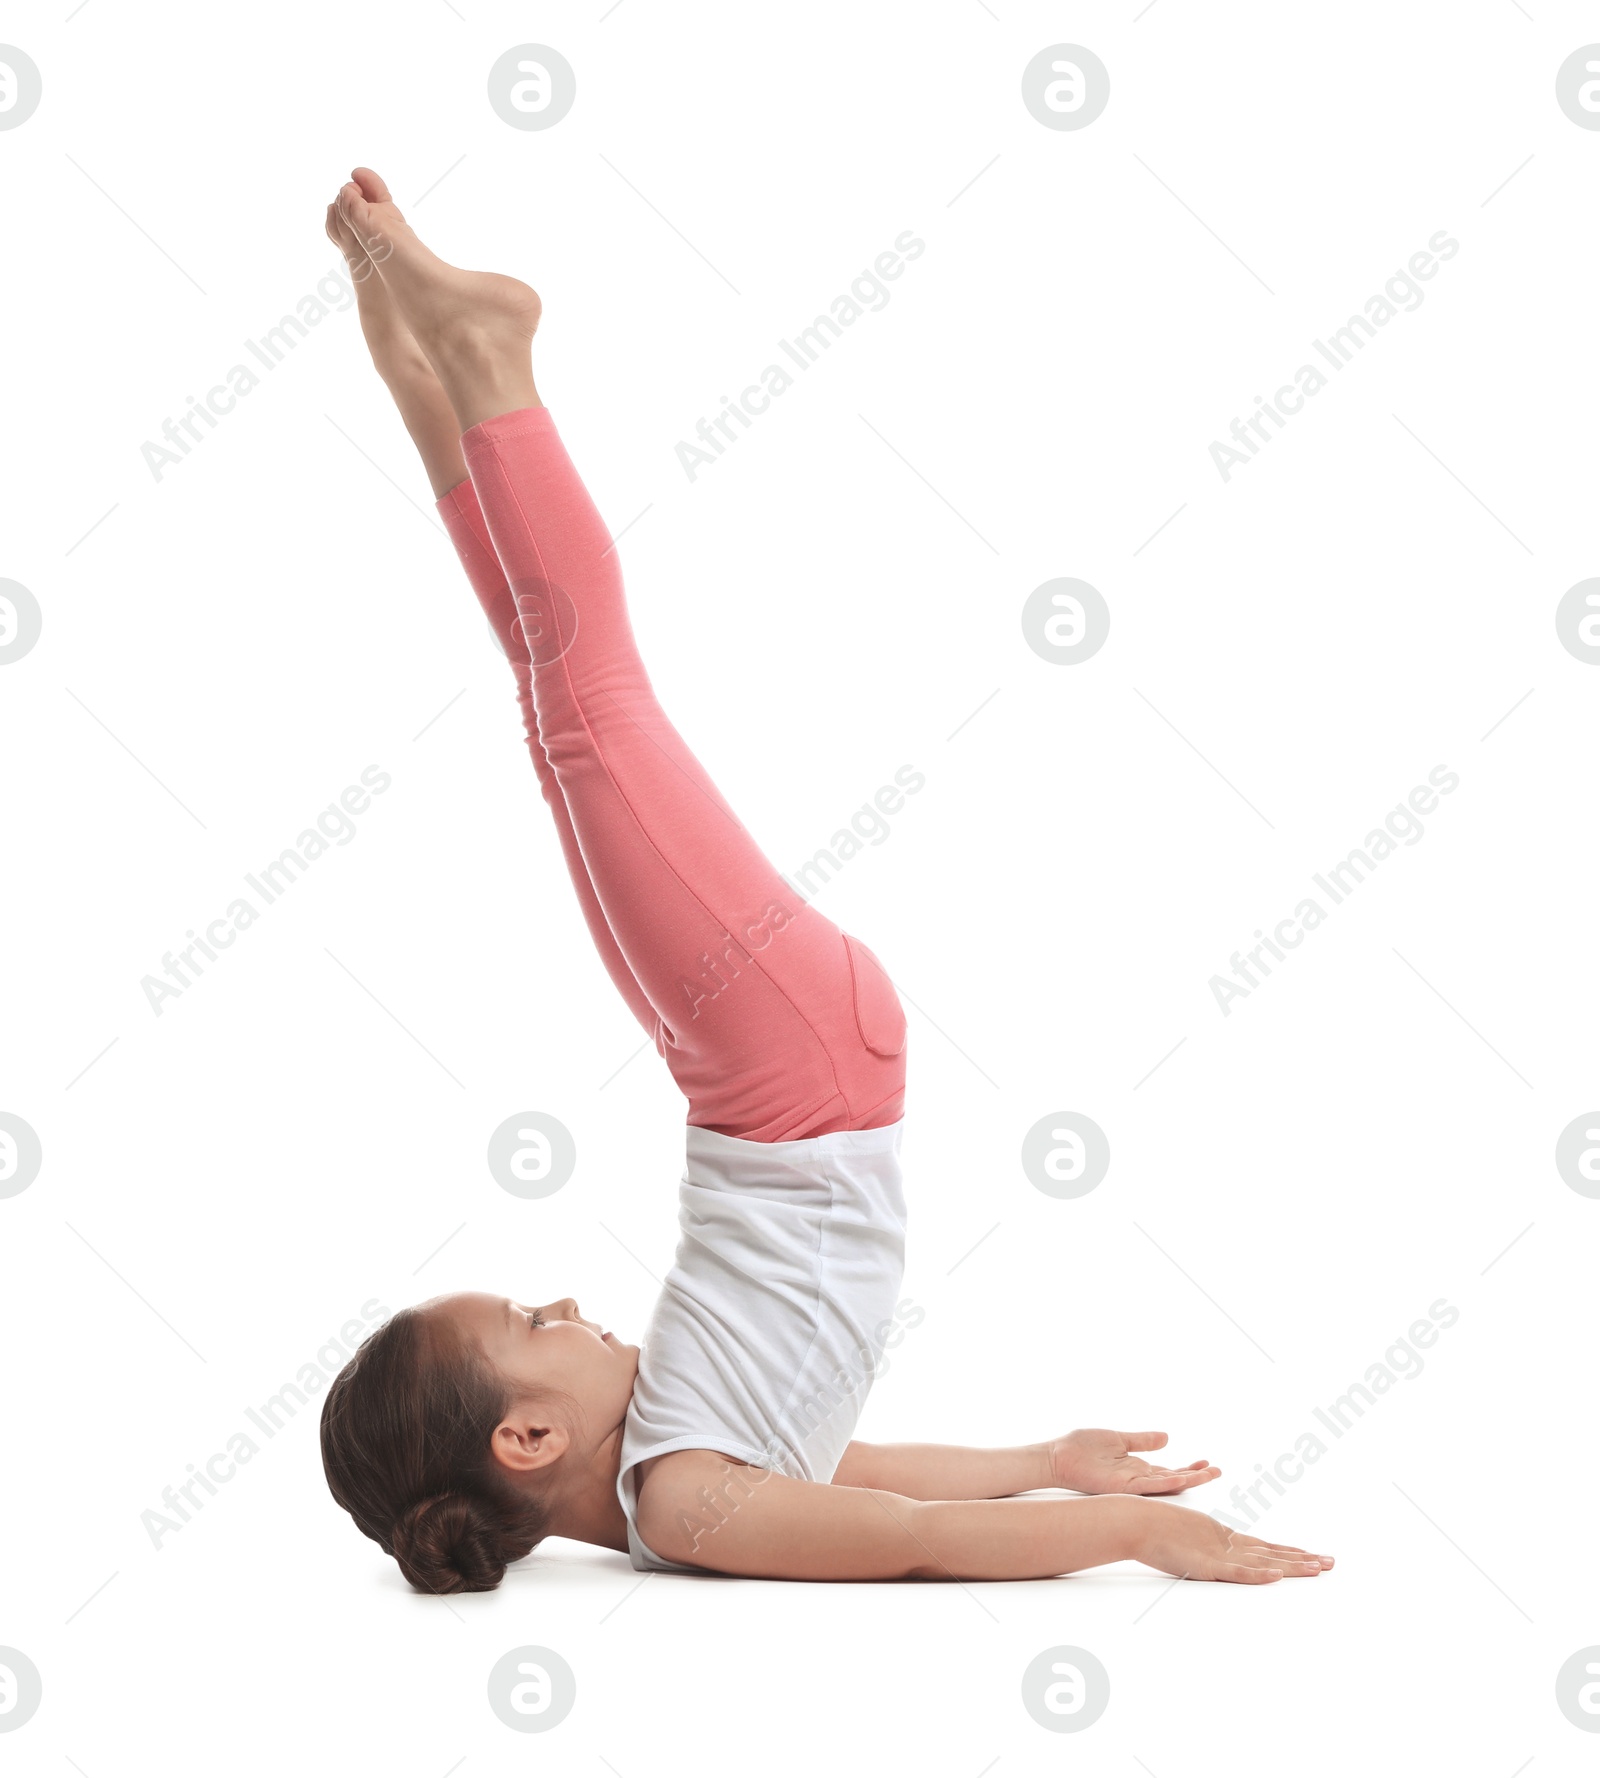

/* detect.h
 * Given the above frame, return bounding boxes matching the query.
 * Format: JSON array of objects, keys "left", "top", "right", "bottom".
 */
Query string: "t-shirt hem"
[{"left": 684, "top": 1117, "right": 904, "bottom": 1162}]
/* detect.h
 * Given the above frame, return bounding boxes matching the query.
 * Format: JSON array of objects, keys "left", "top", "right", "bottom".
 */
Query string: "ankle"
[{"left": 434, "top": 341, "right": 540, "bottom": 432}]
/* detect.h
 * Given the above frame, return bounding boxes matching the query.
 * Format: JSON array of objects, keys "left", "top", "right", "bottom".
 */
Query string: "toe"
[
  {"left": 351, "top": 166, "right": 394, "bottom": 204},
  {"left": 337, "top": 180, "right": 389, "bottom": 259},
  {"left": 327, "top": 204, "right": 376, "bottom": 280},
  {"left": 326, "top": 199, "right": 356, "bottom": 252},
  {"left": 336, "top": 180, "right": 370, "bottom": 229}
]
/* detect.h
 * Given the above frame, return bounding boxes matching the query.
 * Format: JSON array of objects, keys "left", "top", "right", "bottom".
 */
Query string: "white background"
[{"left": 3, "top": 1, "right": 1597, "bottom": 1770}]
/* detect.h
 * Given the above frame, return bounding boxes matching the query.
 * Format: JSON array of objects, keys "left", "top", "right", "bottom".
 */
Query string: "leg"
[
  {"left": 460, "top": 414, "right": 905, "bottom": 1139},
  {"left": 337, "top": 171, "right": 906, "bottom": 1139},
  {"left": 327, "top": 200, "right": 658, "bottom": 1035},
  {"left": 436, "top": 478, "right": 659, "bottom": 1034}
]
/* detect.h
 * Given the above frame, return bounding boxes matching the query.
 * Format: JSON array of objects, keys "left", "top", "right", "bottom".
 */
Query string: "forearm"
[
  {"left": 834, "top": 1440, "right": 1051, "bottom": 1500},
  {"left": 904, "top": 1492, "right": 1140, "bottom": 1580}
]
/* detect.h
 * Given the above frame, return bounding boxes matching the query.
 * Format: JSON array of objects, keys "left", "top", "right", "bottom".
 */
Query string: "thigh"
[{"left": 663, "top": 900, "right": 907, "bottom": 1141}]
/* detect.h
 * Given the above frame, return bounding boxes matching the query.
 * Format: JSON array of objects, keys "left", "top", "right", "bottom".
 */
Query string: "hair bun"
[{"left": 392, "top": 1493, "right": 506, "bottom": 1595}]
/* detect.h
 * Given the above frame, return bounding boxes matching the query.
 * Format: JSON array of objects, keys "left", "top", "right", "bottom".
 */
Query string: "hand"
[
  {"left": 1044, "top": 1428, "right": 1220, "bottom": 1496},
  {"left": 1129, "top": 1497, "right": 1335, "bottom": 1584}
]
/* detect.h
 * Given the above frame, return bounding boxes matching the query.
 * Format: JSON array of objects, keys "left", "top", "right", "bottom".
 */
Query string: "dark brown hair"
[{"left": 320, "top": 1305, "right": 552, "bottom": 1594}]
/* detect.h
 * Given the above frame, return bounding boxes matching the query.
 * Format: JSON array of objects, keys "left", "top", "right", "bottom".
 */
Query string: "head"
[{"left": 320, "top": 1293, "right": 639, "bottom": 1593}]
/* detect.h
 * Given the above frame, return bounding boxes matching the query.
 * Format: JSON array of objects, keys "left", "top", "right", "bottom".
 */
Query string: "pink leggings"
[{"left": 438, "top": 406, "right": 906, "bottom": 1143}]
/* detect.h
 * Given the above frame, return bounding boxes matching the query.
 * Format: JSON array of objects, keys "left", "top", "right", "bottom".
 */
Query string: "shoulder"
[{"left": 634, "top": 1448, "right": 770, "bottom": 1569}]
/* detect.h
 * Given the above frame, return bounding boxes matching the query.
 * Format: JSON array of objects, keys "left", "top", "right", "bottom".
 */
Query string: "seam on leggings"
[
  {"left": 477, "top": 432, "right": 852, "bottom": 1120},
  {"left": 469, "top": 416, "right": 551, "bottom": 446},
  {"left": 846, "top": 1084, "right": 906, "bottom": 1129},
  {"left": 740, "top": 1086, "right": 849, "bottom": 1144},
  {"left": 459, "top": 492, "right": 499, "bottom": 560},
  {"left": 767, "top": 1081, "right": 902, "bottom": 1141}
]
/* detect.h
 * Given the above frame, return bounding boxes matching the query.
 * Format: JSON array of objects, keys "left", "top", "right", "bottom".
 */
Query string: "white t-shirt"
[{"left": 616, "top": 1119, "right": 908, "bottom": 1573}]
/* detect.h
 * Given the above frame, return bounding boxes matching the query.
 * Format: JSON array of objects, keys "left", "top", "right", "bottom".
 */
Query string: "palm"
[{"left": 1047, "top": 1428, "right": 1219, "bottom": 1496}]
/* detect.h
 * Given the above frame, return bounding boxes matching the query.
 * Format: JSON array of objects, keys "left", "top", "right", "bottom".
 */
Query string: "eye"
[{"left": 527, "top": 1308, "right": 544, "bottom": 1329}]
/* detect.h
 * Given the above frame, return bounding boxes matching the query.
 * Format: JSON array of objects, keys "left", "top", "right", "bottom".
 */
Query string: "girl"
[{"left": 318, "top": 168, "right": 1333, "bottom": 1594}]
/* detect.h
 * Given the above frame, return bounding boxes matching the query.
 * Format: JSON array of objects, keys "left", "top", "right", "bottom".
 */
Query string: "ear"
[{"left": 490, "top": 1410, "right": 571, "bottom": 1476}]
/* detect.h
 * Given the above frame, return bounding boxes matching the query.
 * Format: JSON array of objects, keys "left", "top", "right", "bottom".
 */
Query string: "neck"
[{"left": 544, "top": 1422, "right": 629, "bottom": 1554}]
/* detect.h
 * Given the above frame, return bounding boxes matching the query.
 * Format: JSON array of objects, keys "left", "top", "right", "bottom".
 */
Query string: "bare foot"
[
  {"left": 325, "top": 202, "right": 435, "bottom": 384},
  {"left": 336, "top": 167, "right": 541, "bottom": 431},
  {"left": 325, "top": 199, "right": 472, "bottom": 498}
]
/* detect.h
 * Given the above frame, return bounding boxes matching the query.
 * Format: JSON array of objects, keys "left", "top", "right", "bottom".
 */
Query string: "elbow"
[
  {"left": 894, "top": 1499, "right": 951, "bottom": 1580},
  {"left": 904, "top": 1560, "right": 950, "bottom": 1581}
]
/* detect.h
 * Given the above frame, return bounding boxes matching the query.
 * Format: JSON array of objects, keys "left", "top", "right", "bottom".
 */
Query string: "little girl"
[{"left": 317, "top": 168, "right": 1333, "bottom": 1593}]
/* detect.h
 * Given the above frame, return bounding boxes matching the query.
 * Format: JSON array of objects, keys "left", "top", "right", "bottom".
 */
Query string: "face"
[{"left": 425, "top": 1292, "right": 639, "bottom": 1463}]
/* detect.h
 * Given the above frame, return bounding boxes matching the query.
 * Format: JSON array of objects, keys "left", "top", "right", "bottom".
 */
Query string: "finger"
[
  {"left": 1130, "top": 1463, "right": 1220, "bottom": 1489},
  {"left": 1140, "top": 1467, "right": 1221, "bottom": 1493},
  {"left": 1121, "top": 1431, "right": 1169, "bottom": 1452},
  {"left": 1214, "top": 1562, "right": 1281, "bottom": 1584},
  {"left": 1236, "top": 1542, "right": 1326, "bottom": 1575}
]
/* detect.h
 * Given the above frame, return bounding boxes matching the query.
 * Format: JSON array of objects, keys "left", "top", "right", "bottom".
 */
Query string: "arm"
[
  {"left": 635, "top": 1450, "right": 1331, "bottom": 1583},
  {"left": 832, "top": 1440, "right": 1051, "bottom": 1500},
  {"left": 834, "top": 1428, "right": 1220, "bottom": 1500}
]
